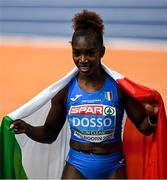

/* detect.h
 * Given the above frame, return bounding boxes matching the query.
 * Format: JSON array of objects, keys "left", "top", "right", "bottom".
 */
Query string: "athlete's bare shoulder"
[{"left": 51, "top": 84, "right": 69, "bottom": 106}]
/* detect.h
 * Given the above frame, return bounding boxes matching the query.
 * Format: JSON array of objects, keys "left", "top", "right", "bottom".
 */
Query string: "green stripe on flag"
[
  {"left": 0, "top": 116, "right": 27, "bottom": 179},
  {"left": 104, "top": 92, "right": 108, "bottom": 100}
]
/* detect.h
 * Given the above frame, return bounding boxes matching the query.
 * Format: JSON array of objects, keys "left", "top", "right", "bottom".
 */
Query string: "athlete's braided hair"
[{"left": 72, "top": 10, "right": 104, "bottom": 46}]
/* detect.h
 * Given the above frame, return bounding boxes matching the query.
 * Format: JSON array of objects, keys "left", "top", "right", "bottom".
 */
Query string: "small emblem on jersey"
[
  {"left": 104, "top": 91, "right": 112, "bottom": 101},
  {"left": 70, "top": 95, "right": 82, "bottom": 101},
  {"left": 104, "top": 106, "right": 115, "bottom": 116}
]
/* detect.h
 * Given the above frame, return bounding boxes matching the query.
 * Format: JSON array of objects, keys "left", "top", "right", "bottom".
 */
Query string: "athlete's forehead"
[{"left": 72, "top": 35, "right": 99, "bottom": 49}]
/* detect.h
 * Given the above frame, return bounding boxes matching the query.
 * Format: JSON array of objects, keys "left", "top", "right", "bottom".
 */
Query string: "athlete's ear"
[{"left": 101, "top": 46, "right": 105, "bottom": 57}]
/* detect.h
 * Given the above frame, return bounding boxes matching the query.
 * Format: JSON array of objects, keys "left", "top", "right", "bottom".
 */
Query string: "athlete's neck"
[
  {"left": 78, "top": 68, "right": 106, "bottom": 82},
  {"left": 77, "top": 69, "right": 107, "bottom": 92}
]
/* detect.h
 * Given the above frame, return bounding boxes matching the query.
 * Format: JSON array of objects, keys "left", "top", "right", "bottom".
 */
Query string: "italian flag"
[
  {"left": 104, "top": 91, "right": 112, "bottom": 101},
  {"left": 0, "top": 64, "right": 167, "bottom": 179}
]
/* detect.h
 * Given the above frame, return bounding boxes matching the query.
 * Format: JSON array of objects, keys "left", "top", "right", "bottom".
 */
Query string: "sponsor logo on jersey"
[
  {"left": 73, "top": 129, "right": 114, "bottom": 143},
  {"left": 82, "top": 99, "right": 101, "bottom": 103},
  {"left": 69, "top": 104, "right": 116, "bottom": 116},
  {"left": 70, "top": 94, "right": 82, "bottom": 101}
]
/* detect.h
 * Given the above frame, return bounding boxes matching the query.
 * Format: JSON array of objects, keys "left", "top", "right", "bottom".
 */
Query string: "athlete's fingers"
[
  {"left": 9, "top": 123, "right": 15, "bottom": 130},
  {"left": 9, "top": 119, "right": 21, "bottom": 131},
  {"left": 143, "top": 102, "right": 159, "bottom": 116},
  {"left": 14, "top": 128, "right": 25, "bottom": 134},
  {"left": 9, "top": 119, "right": 27, "bottom": 133}
]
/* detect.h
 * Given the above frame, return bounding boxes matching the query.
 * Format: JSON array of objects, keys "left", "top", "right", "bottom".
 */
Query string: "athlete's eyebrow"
[{"left": 73, "top": 48, "right": 96, "bottom": 51}]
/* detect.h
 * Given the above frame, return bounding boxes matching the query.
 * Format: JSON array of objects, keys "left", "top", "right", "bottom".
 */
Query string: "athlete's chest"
[
  {"left": 66, "top": 76, "right": 124, "bottom": 143},
  {"left": 66, "top": 76, "right": 119, "bottom": 114}
]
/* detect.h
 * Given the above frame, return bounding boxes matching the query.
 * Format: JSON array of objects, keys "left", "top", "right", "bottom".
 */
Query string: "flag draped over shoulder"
[
  {"left": 118, "top": 77, "right": 167, "bottom": 178},
  {"left": 0, "top": 64, "right": 166, "bottom": 179}
]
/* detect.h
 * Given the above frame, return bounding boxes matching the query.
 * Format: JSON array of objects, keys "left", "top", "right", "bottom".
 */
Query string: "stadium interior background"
[{"left": 0, "top": 1, "right": 167, "bottom": 177}]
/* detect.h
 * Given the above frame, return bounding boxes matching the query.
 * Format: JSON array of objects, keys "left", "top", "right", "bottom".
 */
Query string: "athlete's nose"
[{"left": 80, "top": 54, "right": 88, "bottom": 63}]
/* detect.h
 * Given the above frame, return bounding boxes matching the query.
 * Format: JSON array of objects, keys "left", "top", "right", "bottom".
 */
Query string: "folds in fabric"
[
  {"left": 118, "top": 78, "right": 167, "bottom": 178},
  {"left": 0, "top": 116, "right": 27, "bottom": 179}
]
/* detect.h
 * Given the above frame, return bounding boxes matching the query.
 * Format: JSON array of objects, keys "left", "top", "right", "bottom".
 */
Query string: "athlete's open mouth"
[{"left": 79, "top": 65, "right": 90, "bottom": 73}]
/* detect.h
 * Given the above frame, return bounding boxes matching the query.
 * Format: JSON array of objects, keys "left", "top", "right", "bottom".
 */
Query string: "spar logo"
[
  {"left": 104, "top": 106, "right": 115, "bottom": 116},
  {"left": 69, "top": 104, "right": 116, "bottom": 116}
]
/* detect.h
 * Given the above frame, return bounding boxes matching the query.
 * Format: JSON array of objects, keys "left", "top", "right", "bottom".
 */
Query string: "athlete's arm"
[
  {"left": 11, "top": 85, "right": 68, "bottom": 143},
  {"left": 118, "top": 85, "right": 158, "bottom": 136}
]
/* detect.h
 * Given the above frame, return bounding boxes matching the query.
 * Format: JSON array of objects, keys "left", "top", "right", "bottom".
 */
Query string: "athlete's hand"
[
  {"left": 9, "top": 119, "right": 29, "bottom": 134},
  {"left": 143, "top": 101, "right": 159, "bottom": 123}
]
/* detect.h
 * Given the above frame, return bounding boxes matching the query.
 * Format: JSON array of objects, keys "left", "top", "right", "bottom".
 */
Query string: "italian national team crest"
[{"left": 104, "top": 91, "right": 112, "bottom": 101}]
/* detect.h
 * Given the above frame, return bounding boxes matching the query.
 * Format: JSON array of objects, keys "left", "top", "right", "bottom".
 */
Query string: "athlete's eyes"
[
  {"left": 73, "top": 50, "right": 96, "bottom": 57},
  {"left": 86, "top": 50, "right": 96, "bottom": 57},
  {"left": 73, "top": 50, "right": 81, "bottom": 57}
]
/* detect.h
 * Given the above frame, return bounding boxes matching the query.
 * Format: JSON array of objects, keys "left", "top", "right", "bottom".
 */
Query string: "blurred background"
[{"left": 0, "top": 0, "right": 167, "bottom": 121}]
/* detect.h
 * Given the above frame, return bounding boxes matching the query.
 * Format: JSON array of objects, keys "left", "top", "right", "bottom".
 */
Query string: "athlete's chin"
[
  {"left": 79, "top": 70, "right": 93, "bottom": 77},
  {"left": 78, "top": 68, "right": 91, "bottom": 75}
]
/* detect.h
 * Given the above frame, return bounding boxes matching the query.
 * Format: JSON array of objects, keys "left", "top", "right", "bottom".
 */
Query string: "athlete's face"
[{"left": 72, "top": 35, "right": 105, "bottom": 77}]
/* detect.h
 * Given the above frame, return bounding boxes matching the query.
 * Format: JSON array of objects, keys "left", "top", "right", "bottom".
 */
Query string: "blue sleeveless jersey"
[{"left": 66, "top": 75, "right": 124, "bottom": 144}]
